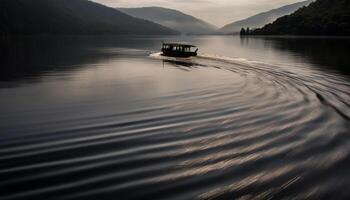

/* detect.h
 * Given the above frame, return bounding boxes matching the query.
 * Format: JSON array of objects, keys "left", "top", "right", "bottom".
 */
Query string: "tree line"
[{"left": 240, "top": 0, "right": 350, "bottom": 36}]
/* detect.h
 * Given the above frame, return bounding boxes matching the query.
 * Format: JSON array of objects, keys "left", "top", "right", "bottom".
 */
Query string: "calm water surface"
[{"left": 0, "top": 36, "right": 349, "bottom": 200}]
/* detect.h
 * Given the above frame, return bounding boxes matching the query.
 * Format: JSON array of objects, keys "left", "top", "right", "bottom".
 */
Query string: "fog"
[{"left": 91, "top": 0, "right": 306, "bottom": 26}]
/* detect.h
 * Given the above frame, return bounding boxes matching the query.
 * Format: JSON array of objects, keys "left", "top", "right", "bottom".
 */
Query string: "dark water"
[{"left": 0, "top": 36, "right": 349, "bottom": 200}]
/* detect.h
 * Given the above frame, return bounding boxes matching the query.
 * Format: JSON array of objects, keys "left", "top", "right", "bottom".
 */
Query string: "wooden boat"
[{"left": 161, "top": 42, "right": 198, "bottom": 57}]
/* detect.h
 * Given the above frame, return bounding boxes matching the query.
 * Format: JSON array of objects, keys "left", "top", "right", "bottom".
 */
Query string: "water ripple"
[{"left": 1, "top": 52, "right": 349, "bottom": 200}]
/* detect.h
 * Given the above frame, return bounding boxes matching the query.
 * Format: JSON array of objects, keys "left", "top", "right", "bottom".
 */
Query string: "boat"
[{"left": 161, "top": 42, "right": 198, "bottom": 57}]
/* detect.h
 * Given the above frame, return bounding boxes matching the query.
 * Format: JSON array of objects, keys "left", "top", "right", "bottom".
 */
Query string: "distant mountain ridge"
[
  {"left": 0, "top": 0, "right": 178, "bottom": 35},
  {"left": 219, "top": 0, "right": 313, "bottom": 34},
  {"left": 250, "top": 0, "right": 350, "bottom": 35},
  {"left": 118, "top": 7, "right": 217, "bottom": 35}
]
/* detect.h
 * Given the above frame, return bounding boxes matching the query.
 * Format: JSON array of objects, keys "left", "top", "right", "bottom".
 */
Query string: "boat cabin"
[{"left": 161, "top": 42, "right": 198, "bottom": 57}]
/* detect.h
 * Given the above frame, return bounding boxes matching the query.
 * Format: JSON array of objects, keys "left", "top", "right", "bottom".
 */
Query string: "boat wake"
[{"left": 150, "top": 51, "right": 350, "bottom": 120}]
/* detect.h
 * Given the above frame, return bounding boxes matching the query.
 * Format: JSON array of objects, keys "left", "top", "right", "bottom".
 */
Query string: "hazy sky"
[{"left": 91, "top": 0, "right": 305, "bottom": 26}]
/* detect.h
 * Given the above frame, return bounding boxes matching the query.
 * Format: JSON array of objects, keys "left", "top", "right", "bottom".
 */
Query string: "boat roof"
[{"left": 163, "top": 42, "right": 196, "bottom": 47}]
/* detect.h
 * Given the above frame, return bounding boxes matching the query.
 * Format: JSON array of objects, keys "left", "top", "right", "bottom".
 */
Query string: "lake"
[{"left": 0, "top": 36, "right": 349, "bottom": 200}]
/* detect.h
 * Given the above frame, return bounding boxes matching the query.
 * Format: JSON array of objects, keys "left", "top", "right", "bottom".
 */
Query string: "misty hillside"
[
  {"left": 118, "top": 7, "right": 217, "bottom": 35},
  {"left": 251, "top": 0, "right": 350, "bottom": 35},
  {"left": 219, "top": 0, "right": 313, "bottom": 34},
  {"left": 0, "top": 0, "right": 178, "bottom": 35}
]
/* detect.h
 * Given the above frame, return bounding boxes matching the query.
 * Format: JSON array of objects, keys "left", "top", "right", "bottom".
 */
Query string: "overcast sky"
[{"left": 91, "top": 0, "right": 306, "bottom": 26}]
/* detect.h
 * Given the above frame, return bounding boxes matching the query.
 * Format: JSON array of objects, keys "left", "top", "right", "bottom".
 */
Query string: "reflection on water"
[
  {"left": 0, "top": 36, "right": 349, "bottom": 200},
  {"left": 1, "top": 36, "right": 350, "bottom": 82},
  {"left": 0, "top": 36, "right": 160, "bottom": 82},
  {"left": 241, "top": 36, "right": 350, "bottom": 75}
]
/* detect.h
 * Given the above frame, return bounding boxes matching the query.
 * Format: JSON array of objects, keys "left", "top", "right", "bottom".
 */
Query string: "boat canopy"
[{"left": 162, "top": 42, "right": 196, "bottom": 48}]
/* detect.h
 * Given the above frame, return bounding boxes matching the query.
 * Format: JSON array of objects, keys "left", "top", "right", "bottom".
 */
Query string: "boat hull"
[{"left": 161, "top": 49, "right": 197, "bottom": 58}]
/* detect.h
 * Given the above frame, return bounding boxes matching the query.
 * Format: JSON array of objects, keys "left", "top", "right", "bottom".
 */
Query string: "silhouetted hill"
[
  {"left": 250, "top": 0, "right": 350, "bottom": 35},
  {"left": 0, "top": 0, "right": 178, "bottom": 36},
  {"left": 118, "top": 7, "right": 217, "bottom": 35},
  {"left": 219, "top": 0, "right": 313, "bottom": 34}
]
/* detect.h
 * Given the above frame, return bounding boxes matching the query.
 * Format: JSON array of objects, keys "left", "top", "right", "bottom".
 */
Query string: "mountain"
[
  {"left": 0, "top": 0, "right": 178, "bottom": 36},
  {"left": 219, "top": 0, "right": 313, "bottom": 34},
  {"left": 250, "top": 0, "right": 350, "bottom": 35},
  {"left": 118, "top": 7, "right": 217, "bottom": 35}
]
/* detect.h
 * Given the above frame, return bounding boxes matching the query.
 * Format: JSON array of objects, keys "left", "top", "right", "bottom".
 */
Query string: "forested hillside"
[
  {"left": 0, "top": 0, "right": 178, "bottom": 35},
  {"left": 247, "top": 0, "right": 350, "bottom": 35}
]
